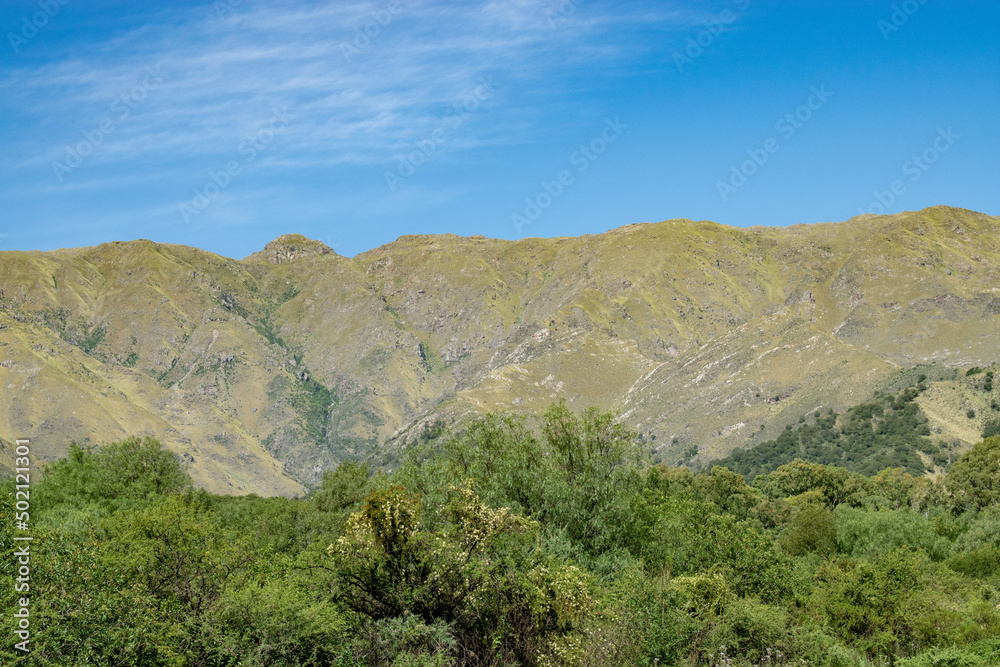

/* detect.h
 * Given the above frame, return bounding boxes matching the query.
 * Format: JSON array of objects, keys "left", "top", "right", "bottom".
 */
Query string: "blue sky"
[{"left": 1, "top": 0, "right": 997, "bottom": 259}]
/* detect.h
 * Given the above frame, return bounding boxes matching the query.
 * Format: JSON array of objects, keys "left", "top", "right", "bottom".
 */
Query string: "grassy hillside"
[{"left": 1, "top": 206, "right": 998, "bottom": 494}]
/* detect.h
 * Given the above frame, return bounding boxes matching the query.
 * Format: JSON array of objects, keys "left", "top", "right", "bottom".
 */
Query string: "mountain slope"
[{"left": 1, "top": 206, "right": 998, "bottom": 494}]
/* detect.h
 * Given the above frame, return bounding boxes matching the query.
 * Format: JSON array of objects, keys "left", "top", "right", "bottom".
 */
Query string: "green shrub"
[
  {"left": 353, "top": 614, "right": 456, "bottom": 667},
  {"left": 331, "top": 484, "right": 585, "bottom": 665},
  {"left": 955, "top": 506, "right": 1000, "bottom": 552},
  {"left": 712, "top": 597, "right": 791, "bottom": 662},
  {"left": 418, "top": 401, "right": 645, "bottom": 558},
  {"left": 604, "top": 566, "right": 698, "bottom": 666},
  {"left": 947, "top": 436, "right": 1000, "bottom": 511},
  {"left": 786, "top": 629, "right": 866, "bottom": 667},
  {"left": 205, "top": 571, "right": 352, "bottom": 666},
  {"left": 313, "top": 461, "right": 376, "bottom": 513},
  {"left": 809, "top": 549, "right": 927, "bottom": 657},
  {"left": 897, "top": 647, "right": 985, "bottom": 667},
  {"left": 779, "top": 502, "right": 837, "bottom": 556},
  {"left": 968, "top": 638, "right": 1000, "bottom": 663},
  {"left": 947, "top": 547, "right": 1000, "bottom": 579},
  {"left": 835, "top": 506, "right": 952, "bottom": 561},
  {"left": 670, "top": 571, "right": 731, "bottom": 617},
  {"left": 35, "top": 437, "right": 190, "bottom": 512},
  {"left": 639, "top": 495, "right": 791, "bottom": 601},
  {"left": 753, "top": 460, "right": 872, "bottom": 508}
]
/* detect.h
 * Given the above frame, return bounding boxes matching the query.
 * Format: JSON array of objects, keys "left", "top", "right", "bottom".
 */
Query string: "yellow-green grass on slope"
[{"left": 2, "top": 206, "right": 1000, "bottom": 494}]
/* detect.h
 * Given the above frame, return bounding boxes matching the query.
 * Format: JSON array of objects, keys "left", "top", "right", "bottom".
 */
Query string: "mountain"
[{"left": 1, "top": 207, "right": 999, "bottom": 495}]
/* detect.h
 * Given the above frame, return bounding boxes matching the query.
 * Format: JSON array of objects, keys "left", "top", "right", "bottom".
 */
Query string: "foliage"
[
  {"left": 35, "top": 436, "right": 190, "bottom": 513},
  {"left": 808, "top": 548, "right": 927, "bottom": 657},
  {"left": 752, "top": 460, "right": 872, "bottom": 508},
  {"left": 778, "top": 501, "right": 837, "bottom": 556},
  {"left": 313, "top": 460, "right": 377, "bottom": 513},
  {"left": 5, "top": 408, "right": 1000, "bottom": 665},
  {"left": 719, "top": 385, "right": 935, "bottom": 479},
  {"left": 428, "top": 400, "right": 645, "bottom": 557},
  {"left": 955, "top": 506, "right": 1000, "bottom": 552},
  {"left": 946, "top": 436, "right": 1000, "bottom": 511},
  {"left": 898, "top": 647, "right": 985, "bottom": 667},
  {"left": 834, "top": 506, "right": 951, "bottom": 561},
  {"left": 291, "top": 374, "right": 335, "bottom": 442}
]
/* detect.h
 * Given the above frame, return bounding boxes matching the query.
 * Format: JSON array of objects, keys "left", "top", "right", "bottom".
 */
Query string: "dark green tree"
[{"left": 947, "top": 436, "right": 1000, "bottom": 511}]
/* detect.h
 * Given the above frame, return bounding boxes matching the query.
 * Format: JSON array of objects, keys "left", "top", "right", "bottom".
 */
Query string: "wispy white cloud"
[{"left": 2, "top": 0, "right": 689, "bottom": 182}]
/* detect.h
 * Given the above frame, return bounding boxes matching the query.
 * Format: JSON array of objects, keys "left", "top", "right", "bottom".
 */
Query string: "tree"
[
  {"left": 778, "top": 500, "right": 836, "bottom": 556},
  {"left": 753, "top": 460, "right": 871, "bottom": 508},
  {"left": 432, "top": 401, "right": 644, "bottom": 556},
  {"left": 811, "top": 548, "right": 927, "bottom": 657},
  {"left": 540, "top": 400, "right": 644, "bottom": 552},
  {"left": 36, "top": 437, "right": 190, "bottom": 512},
  {"left": 694, "top": 466, "right": 761, "bottom": 519},
  {"left": 834, "top": 506, "right": 951, "bottom": 561},
  {"left": 313, "top": 460, "right": 375, "bottom": 513},
  {"left": 947, "top": 436, "right": 1000, "bottom": 511},
  {"left": 329, "top": 484, "right": 586, "bottom": 665},
  {"left": 2, "top": 526, "right": 172, "bottom": 666}
]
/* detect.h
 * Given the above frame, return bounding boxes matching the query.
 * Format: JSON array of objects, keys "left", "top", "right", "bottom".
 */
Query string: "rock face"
[
  {"left": 1, "top": 206, "right": 999, "bottom": 495},
  {"left": 243, "top": 234, "right": 335, "bottom": 265}
]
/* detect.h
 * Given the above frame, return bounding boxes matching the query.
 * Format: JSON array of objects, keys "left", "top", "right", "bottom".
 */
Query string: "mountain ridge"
[{"left": 2, "top": 205, "right": 998, "bottom": 495}]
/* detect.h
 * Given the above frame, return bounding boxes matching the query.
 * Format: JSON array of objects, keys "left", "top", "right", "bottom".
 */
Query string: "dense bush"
[
  {"left": 3, "top": 417, "right": 1000, "bottom": 665},
  {"left": 718, "top": 385, "right": 936, "bottom": 480},
  {"left": 898, "top": 647, "right": 986, "bottom": 667},
  {"left": 835, "top": 505, "right": 951, "bottom": 561},
  {"left": 35, "top": 436, "right": 190, "bottom": 509},
  {"left": 946, "top": 436, "right": 1000, "bottom": 511},
  {"left": 984, "top": 420, "right": 1000, "bottom": 439}
]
